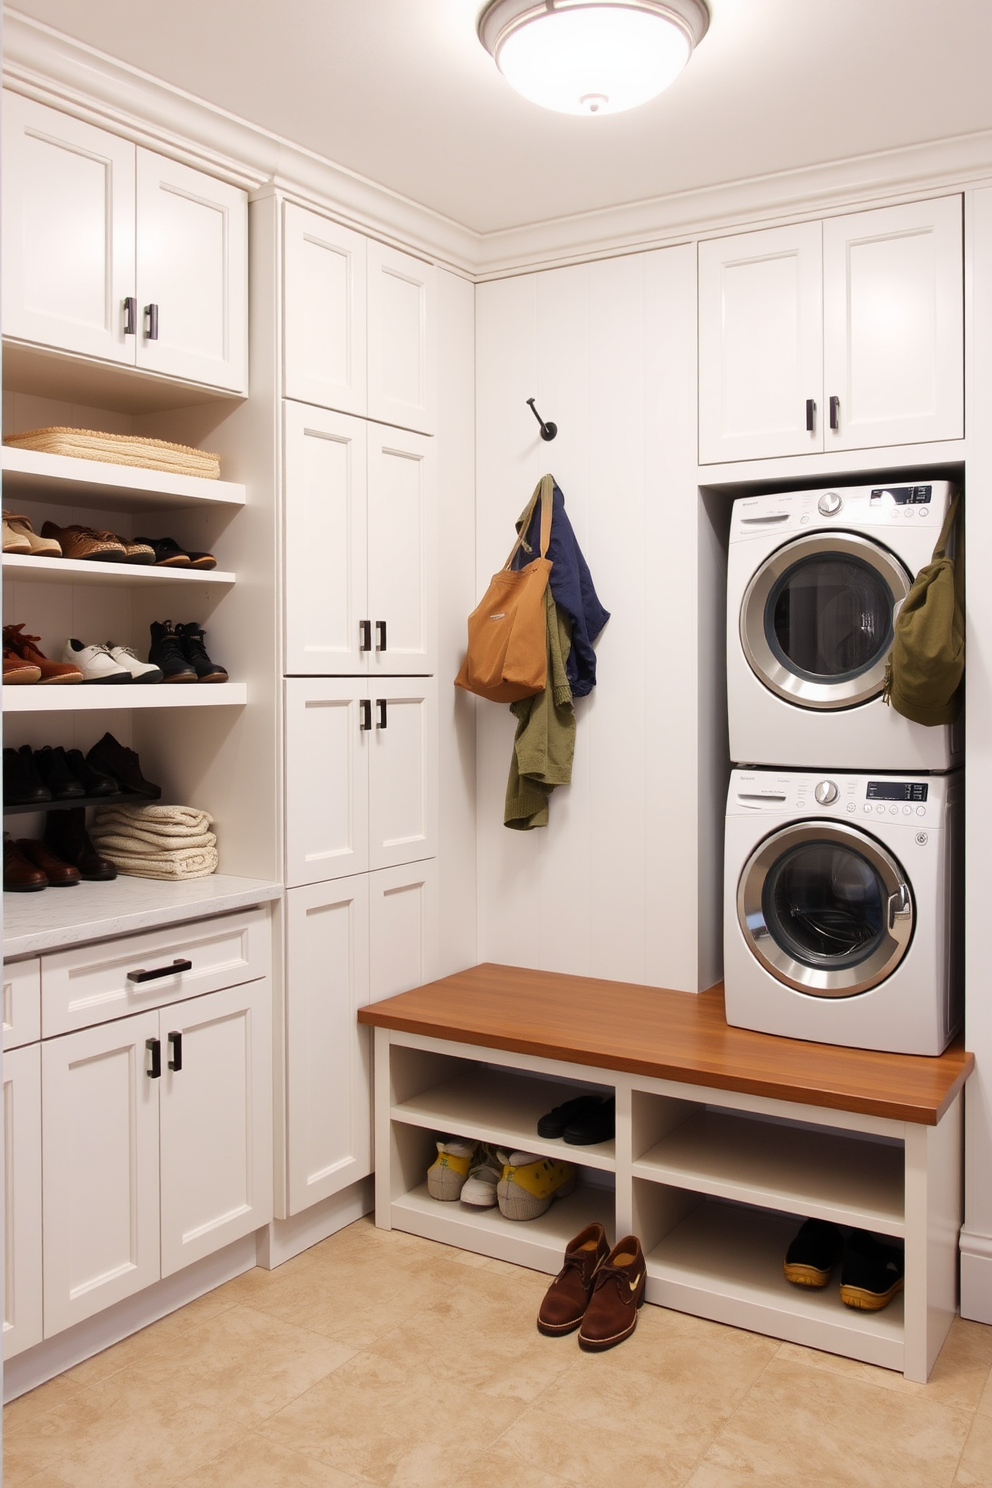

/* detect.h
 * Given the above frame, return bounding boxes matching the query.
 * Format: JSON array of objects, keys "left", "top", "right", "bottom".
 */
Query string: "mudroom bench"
[{"left": 359, "top": 963, "right": 973, "bottom": 1383}]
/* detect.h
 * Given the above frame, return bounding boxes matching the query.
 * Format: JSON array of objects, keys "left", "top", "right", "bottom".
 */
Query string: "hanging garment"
[
  {"left": 882, "top": 493, "right": 964, "bottom": 725},
  {"left": 513, "top": 480, "right": 610, "bottom": 697},
  {"left": 504, "top": 588, "right": 575, "bottom": 830}
]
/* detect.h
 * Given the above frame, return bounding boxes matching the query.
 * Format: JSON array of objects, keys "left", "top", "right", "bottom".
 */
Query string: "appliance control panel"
[
  {"left": 730, "top": 480, "right": 956, "bottom": 538},
  {"left": 866, "top": 781, "right": 929, "bottom": 801}
]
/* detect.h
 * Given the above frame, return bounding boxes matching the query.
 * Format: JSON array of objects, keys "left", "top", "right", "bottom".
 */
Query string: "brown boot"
[
  {"left": 577, "top": 1235, "right": 646, "bottom": 1352},
  {"left": 538, "top": 1222, "right": 611, "bottom": 1336}
]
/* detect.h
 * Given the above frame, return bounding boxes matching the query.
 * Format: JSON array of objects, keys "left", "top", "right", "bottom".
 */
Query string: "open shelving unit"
[
  {"left": 1, "top": 443, "right": 245, "bottom": 513},
  {"left": 3, "top": 684, "right": 247, "bottom": 713},
  {"left": 3, "top": 554, "right": 235, "bottom": 588}
]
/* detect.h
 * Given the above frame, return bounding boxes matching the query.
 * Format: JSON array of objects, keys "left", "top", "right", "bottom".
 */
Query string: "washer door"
[
  {"left": 740, "top": 532, "right": 912, "bottom": 709},
  {"left": 737, "top": 821, "right": 914, "bottom": 998}
]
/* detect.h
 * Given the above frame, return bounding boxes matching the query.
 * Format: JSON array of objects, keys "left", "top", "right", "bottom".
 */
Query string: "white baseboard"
[
  {"left": 256, "top": 1177, "right": 374, "bottom": 1269},
  {"left": 960, "top": 1228, "right": 992, "bottom": 1324},
  {"left": 3, "top": 1235, "right": 257, "bottom": 1403}
]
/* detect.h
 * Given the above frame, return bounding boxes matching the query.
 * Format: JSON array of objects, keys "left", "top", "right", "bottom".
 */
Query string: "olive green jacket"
[{"left": 504, "top": 586, "right": 575, "bottom": 830}]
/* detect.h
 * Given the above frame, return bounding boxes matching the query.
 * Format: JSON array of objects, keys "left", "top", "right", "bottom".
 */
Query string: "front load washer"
[
  {"left": 727, "top": 481, "right": 962, "bottom": 771},
  {"left": 723, "top": 767, "right": 962, "bottom": 1055}
]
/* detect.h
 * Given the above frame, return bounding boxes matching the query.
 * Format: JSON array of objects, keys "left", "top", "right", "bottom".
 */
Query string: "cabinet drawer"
[
  {"left": 3, "top": 957, "right": 41, "bottom": 1050},
  {"left": 41, "top": 909, "right": 270, "bottom": 1038}
]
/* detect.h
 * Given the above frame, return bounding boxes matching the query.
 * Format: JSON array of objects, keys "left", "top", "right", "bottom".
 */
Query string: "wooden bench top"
[{"left": 358, "top": 962, "right": 973, "bottom": 1125}]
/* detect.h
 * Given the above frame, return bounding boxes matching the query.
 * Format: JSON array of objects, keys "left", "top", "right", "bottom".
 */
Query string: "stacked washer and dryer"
[{"left": 723, "top": 481, "right": 962, "bottom": 1056}]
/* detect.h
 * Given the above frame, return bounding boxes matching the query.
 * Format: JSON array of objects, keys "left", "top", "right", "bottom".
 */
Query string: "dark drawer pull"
[
  {"left": 167, "top": 1030, "right": 183, "bottom": 1072},
  {"left": 375, "top": 619, "right": 387, "bottom": 652},
  {"left": 146, "top": 1037, "right": 161, "bottom": 1079},
  {"left": 145, "top": 302, "right": 159, "bottom": 340},
  {"left": 376, "top": 698, "right": 388, "bottom": 729},
  {"left": 127, "top": 958, "right": 192, "bottom": 984},
  {"left": 359, "top": 698, "right": 372, "bottom": 731},
  {"left": 829, "top": 394, "right": 840, "bottom": 431},
  {"left": 805, "top": 397, "right": 816, "bottom": 432},
  {"left": 123, "top": 296, "right": 137, "bottom": 336},
  {"left": 359, "top": 619, "right": 372, "bottom": 652}
]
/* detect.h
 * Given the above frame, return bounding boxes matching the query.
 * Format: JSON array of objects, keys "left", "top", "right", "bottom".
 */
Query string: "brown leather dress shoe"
[
  {"left": 577, "top": 1235, "right": 647, "bottom": 1352},
  {"left": 3, "top": 624, "right": 84, "bottom": 683},
  {"left": 16, "top": 838, "right": 81, "bottom": 887},
  {"left": 538, "top": 1222, "right": 611, "bottom": 1336},
  {"left": 3, "top": 836, "right": 48, "bottom": 892}
]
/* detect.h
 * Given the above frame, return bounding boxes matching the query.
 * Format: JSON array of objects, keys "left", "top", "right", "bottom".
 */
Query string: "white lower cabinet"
[
  {"left": 42, "top": 979, "right": 272, "bottom": 1335},
  {"left": 284, "top": 861, "right": 436, "bottom": 1216},
  {"left": 3, "top": 1043, "right": 43, "bottom": 1360}
]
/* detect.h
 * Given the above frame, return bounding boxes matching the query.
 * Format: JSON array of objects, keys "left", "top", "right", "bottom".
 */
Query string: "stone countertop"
[{"left": 2, "top": 874, "right": 284, "bottom": 958}]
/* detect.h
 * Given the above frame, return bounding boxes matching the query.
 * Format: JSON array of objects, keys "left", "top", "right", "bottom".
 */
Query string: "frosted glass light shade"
[{"left": 478, "top": 0, "right": 709, "bottom": 116}]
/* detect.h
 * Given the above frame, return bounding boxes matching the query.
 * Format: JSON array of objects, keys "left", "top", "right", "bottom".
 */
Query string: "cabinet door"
[
  {"left": 1, "top": 93, "right": 135, "bottom": 364},
  {"left": 42, "top": 1012, "right": 160, "bottom": 1336},
  {"left": 3, "top": 957, "right": 40, "bottom": 1050},
  {"left": 284, "top": 876, "right": 372, "bottom": 1213},
  {"left": 368, "top": 680, "right": 438, "bottom": 872},
  {"left": 367, "top": 424, "right": 437, "bottom": 675},
  {"left": 367, "top": 241, "right": 436, "bottom": 433},
  {"left": 369, "top": 860, "right": 438, "bottom": 1002},
  {"left": 283, "top": 402, "right": 369, "bottom": 674},
  {"left": 283, "top": 203, "right": 367, "bottom": 415},
  {"left": 698, "top": 222, "right": 823, "bottom": 463},
  {"left": 159, "top": 982, "right": 273, "bottom": 1277},
  {"left": 284, "top": 678, "right": 371, "bottom": 886},
  {"left": 823, "top": 196, "right": 963, "bottom": 450},
  {"left": 3, "top": 1043, "right": 43, "bottom": 1359},
  {"left": 135, "top": 149, "right": 247, "bottom": 392}
]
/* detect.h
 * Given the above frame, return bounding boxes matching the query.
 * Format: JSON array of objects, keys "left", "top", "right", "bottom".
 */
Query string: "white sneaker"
[
  {"left": 460, "top": 1146, "right": 502, "bottom": 1208},
  {"left": 63, "top": 638, "right": 131, "bottom": 684},
  {"left": 103, "top": 643, "right": 163, "bottom": 684}
]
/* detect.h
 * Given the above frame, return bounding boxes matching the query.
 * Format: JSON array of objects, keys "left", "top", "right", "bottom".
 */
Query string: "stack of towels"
[{"left": 91, "top": 804, "right": 218, "bottom": 880}]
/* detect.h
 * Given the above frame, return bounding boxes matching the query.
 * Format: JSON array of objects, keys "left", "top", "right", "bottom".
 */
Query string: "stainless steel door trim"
[
  {"left": 737, "top": 820, "right": 914, "bottom": 998},
  {"left": 739, "top": 531, "right": 912, "bottom": 709}
]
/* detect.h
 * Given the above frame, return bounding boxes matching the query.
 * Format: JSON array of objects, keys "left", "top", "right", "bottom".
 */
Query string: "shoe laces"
[
  {"left": 152, "top": 623, "right": 188, "bottom": 663},
  {"left": 3, "top": 624, "right": 44, "bottom": 659},
  {"left": 105, "top": 642, "right": 136, "bottom": 659},
  {"left": 176, "top": 623, "right": 209, "bottom": 662}
]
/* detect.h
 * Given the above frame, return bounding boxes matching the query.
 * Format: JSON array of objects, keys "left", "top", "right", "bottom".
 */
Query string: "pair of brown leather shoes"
[
  {"left": 4, "top": 835, "right": 80, "bottom": 890},
  {"left": 537, "top": 1223, "right": 647, "bottom": 1350}
]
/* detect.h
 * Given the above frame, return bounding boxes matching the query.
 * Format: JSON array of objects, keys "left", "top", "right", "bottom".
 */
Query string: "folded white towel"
[
  {"left": 93, "top": 803, "right": 214, "bottom": 837},
  {"left": 96, "top": 845, "right": 219, "bottom": 880},
  {"left": 92, "top": 828, "right": 217, "bottom": 853}
]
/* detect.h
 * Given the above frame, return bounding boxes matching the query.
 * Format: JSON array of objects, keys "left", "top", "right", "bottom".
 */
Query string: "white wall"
[{"left": 474, "top": 246, "right": 724, "bottom": 992}]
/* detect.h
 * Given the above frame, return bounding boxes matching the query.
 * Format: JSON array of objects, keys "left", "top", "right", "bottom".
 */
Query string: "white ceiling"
[{"left": 8, "top": 0, "right": 992, "bottom": 236}]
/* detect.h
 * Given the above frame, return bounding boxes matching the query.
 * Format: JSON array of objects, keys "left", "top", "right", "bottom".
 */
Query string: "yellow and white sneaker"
[
  {"left": 426, "top": 1137, "right": 478, "bottom": 1201},
  {"left": 496, "top": 1151, "right": 577, "bottom": 1221}
]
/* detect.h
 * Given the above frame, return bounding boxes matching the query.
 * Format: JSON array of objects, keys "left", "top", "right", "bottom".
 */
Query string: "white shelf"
[
  {"left": 2, "top": 554, "right": 235, "bottom": 589},
  {"left": 634, "top": 1110, "right": 904, "bottom": 1237},
  {"left": 391, "top": 1180, "right": 615, "bottom": 1274},
  {"left": 1, "top": 444, "right": 245, "bottom": 514},
  {"left": 3, "top": 683, "right": 247, "bottom": 713},
  {"left": 392, "top": 1068, "right": 616, "bottom": 1172},
  {"left": 645, "top": 1199, "right": 904, "bottom": 1372}
]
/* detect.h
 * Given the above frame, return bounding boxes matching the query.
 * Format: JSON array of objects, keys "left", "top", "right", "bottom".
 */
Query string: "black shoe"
[
  {"left": 563, "top": 1096, "right": 616, "bottom": 1146},
  {"left": 33, "top": 745, "right": 86, "bottom": 800},
  {"left": 839, "top": 1230, "right": 904, "bottom": 1312},
  {"left": 148, "top": 620, "right": 197, "bottom": 682},
  {"left": 3, "top": 746, "right": 52, "bottom": 805},
  {"left": 134, "top": 535, "right": 192, "bottom": 567},
  {"left": 537, "top": 1094, "right": 603, "bottom": 1139},
  {"left": 85, "top": 733, "right": 162, "bottom": 799},
  {"left": 64, "top": 749, "right": 120, "bottom": 798},
  {"left": 174, "top": 621, "right": 228, "bottom": 683},
  {"left": 783, "top": 1218, "right": 843, "bottom": 1288},
  {"left": 44, "top": 808, "right": 117, "bottom": 881}
]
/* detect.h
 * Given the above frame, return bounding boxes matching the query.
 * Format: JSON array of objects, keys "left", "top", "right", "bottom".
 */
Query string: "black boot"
[
  {"left": 3, "top": 746, "right": 52, "bottom": 805},
  {"left": 85, "top": 733, "right": 161, "bottom": 799},
  {"left": 148, "top": 620, "right": 196, "bottom": 682},
  {"left": 34, "top": 745, "right": 86, "bottom": 800},
  {"left": 174, "top": 622, "right": 228, "bottom": 683},
  {"left": 64, "top": 749, "right": 119, "bottom": 797},
  {"left": 44, "top": 808, "right": 117, "bottom": 881}
]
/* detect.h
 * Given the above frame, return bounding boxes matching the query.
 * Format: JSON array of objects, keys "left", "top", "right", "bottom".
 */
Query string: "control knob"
[
  {"left": 817, "top": 491, "right": 843, "bottom": 516},
  {"left": 814, "top": 780, "right": 838, "bottom": 805}
]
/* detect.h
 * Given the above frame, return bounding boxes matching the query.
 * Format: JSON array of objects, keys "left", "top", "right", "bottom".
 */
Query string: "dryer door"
[
  {"left": 737, "top": 821, "right": 914, "bottom": 997},
  {"left": 740, "top": 532, "right": 912, "bottom": 709}
]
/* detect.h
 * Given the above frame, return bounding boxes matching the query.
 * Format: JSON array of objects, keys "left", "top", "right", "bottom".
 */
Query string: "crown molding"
[{"left": 5, "top": 6, "right": 992, "bottom": 283}]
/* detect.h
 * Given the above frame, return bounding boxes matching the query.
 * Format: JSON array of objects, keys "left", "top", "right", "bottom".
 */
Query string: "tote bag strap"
[
  {"left": 502, "top": 474, "right": 554, "bottom": 570},
  {"left": 932, "top": 491, "right": 960, "bottom": 561}
]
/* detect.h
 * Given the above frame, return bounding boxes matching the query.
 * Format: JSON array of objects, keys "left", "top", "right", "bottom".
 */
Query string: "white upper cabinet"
[
  {"left": 822, "top": 197, "right": 963, "bottom": 451},
  {"left": 282, "top": 203, "right": 436, "bottom": 433},
  {"left": 135, "top": 149, "right": 247, "bottom": 391},
  {"left": 283, "top": 204, "right": 367, "bottom": 415},
  {"left": 2, "top": 93, "right": 247, "bottom": 394},
  {"left": 366, "top": 423, "right": 436, "bottom": 674},
  {"left": 367, "top": 240, "right": 436, "bottom": 433},
  {"left": 2, "top": 92, "right": 136, "bottom": 365},
  {"left": 698, "top": 196, "right": 963, "bottom": 463}
]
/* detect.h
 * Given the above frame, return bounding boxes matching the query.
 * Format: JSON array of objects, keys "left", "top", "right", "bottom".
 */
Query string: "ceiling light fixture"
[{"left": 477, "top": 0, "right": 709, "bottom": 116}]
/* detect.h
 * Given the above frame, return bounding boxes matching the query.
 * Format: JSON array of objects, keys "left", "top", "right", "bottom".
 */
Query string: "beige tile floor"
[{"left": 5, "top": 1216, "right": 992, "bottom": 1488}]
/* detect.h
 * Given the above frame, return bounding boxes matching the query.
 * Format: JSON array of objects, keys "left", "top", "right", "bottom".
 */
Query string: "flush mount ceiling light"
[{"left": 477, "top": 0, "right": 710, "bottom": 116}]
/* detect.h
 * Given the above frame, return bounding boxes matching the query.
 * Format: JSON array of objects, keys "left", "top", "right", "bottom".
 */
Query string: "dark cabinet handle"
[
  {"left": 375, "top": 620, "right": 387, "bottom": 652},
  {"left": 146, "top": 1037, "right": 162, "bottom": 1079},
  {"left": 145, "top": 302, "right": 159, "bottom": 340},
  {"left": 376, "top": 698, "right": 388, "bottom": 729},
  {"left": 805, "top": 398, "right": 816, "bottom": 432},
  {"left": 359, "top": 698, "right": 372, "bottom": 730},
  {"left": 359, "top": 620, "right": 372, "bottom": 652},
  {"left": 829, "top": 395, "right": 840, "bottom": 431},
  {"left": 124, "top": 296, "right": 137, "bottom": 336},
  {"left": 167, "top": 1031, "right": 183, "bottom": 1072},
  {"left": 127, "top": 958, "right": 192, "bottom": 984}
]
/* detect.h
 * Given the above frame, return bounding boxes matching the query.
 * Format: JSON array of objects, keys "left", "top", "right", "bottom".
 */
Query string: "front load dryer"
[
  {"left": 723, "top": 768, "right": 962, "bottom": 1055},
  {"left": 727, "top": 481, "right": 962, "bottom": 770}
]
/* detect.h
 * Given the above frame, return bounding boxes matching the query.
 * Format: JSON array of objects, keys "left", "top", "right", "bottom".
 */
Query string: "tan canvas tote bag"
[{"left": 455, "top": 475, "right": 554, "bottom": 703}]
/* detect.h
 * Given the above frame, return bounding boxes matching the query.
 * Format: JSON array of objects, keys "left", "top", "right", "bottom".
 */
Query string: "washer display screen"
[{"left": 866, "top": 781, "right": 929, "bottom": 802}]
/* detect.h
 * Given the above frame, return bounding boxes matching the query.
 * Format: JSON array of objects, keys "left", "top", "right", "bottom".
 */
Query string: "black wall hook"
[{"left": 526, "top": 397, "right": 558, "bottom": 442}]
